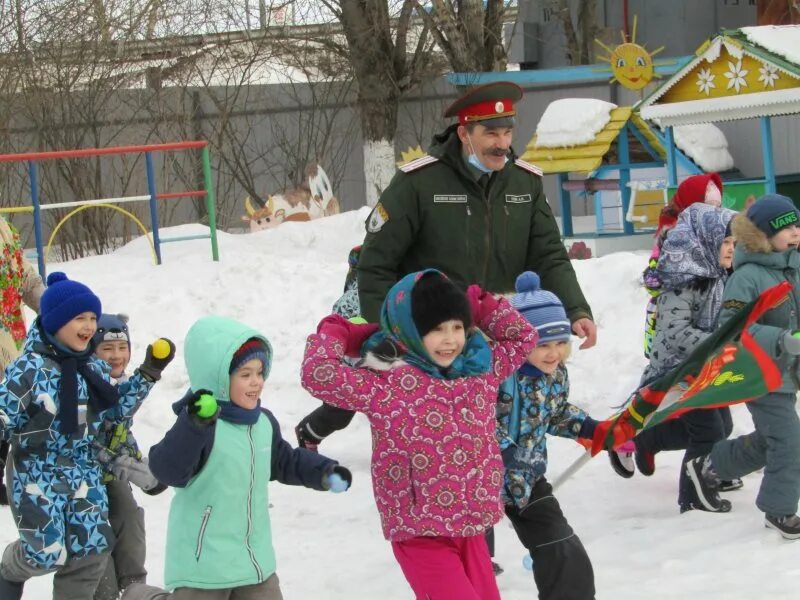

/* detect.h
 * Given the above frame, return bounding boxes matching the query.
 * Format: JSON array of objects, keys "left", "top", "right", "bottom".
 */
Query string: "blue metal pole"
[
  {"left": 760, "top": 116, "right": 777, "bottom": 194},
  {"left": 665, "top": 126, "right": 678, "bottom": 187},
  {"left": 145, "top": 152, "right": 162, "bottom": 265},
  {"left": 557, "top": 172, "right": 573, "bottom": 237},
  {"left": 618, "top": 124, "right": 634, "bottom": 235},
  {"left": 28, "top": 161, "right": 46, "bottom": 279}
]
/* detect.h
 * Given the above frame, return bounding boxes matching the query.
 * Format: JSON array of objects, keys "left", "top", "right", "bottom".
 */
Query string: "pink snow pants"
[{"left": 391, "top": 535, "right": 501, "bottom": 600}]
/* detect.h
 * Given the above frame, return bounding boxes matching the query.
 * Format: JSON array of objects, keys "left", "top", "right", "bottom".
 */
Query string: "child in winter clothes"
[
  {"left": 628, "top": 204, "right": 739, "bottom": 512},
  {"left": 295, "top": 244, "right": 363, "bottom": 451},
  {"left": 0, "top": 272, "right": 174, "bottom": 600},
  {"left": 643, "top": 173, "right": 724, "bottom": 358},
  {"left": 123, "top": 316, "right": 352, "bottom": 600},
  {"left": 497, "top": 271, "right": 596, "bottom": 600},
  {"left": 301, "top": 269, "right": 539, "bottom": 600},
  {"left": 619, "top": 174, "right": 727, "bottom": 480},
  {"left": 92, "top": 313, "right": 167, "bottom": 600},
  {"left": 0, "top": 214, "right": 44, "bottom": 506},
  {"left": 687, "top": 194, "right": 800, "bottom": 539}
]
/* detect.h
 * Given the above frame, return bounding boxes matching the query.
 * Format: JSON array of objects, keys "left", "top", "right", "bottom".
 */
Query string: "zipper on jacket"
[
  {"left": 195, "top": 505, "right": 213, "bottom": 561},
  {"left": 465, "top": 204, "right": 472, "bottom": 257},
  {"left": 503, "top": 204, "right": 510, "bottom": 253},
  {"left": 481, "top": 187, "right": 492, "bottom": 286},
  {"left": 245, "top": 425, "right": 264, "bottom": 581}
]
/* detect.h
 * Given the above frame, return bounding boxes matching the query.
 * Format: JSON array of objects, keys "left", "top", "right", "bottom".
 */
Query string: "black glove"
[
  {"left": 137, "top": 338, "right": 176, "bottom": 382},
  {"left": 324, "top": 465, "right": 352, "bottom": 493},
  {"left": 187, "top": 389, "right": 219, "bottom": 426}
]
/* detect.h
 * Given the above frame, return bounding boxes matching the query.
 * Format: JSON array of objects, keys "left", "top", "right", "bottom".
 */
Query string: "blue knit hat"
[
  {"left": 92, "top": 313, "right": 130, "bottom": 348},
  {"left": 511, "top": 271, "right": 571, "bottom": 343},
  {"left": 229, "top": 338, "right": 270, "bottom": 374},
  {"left": 746, "top": 194, "right": 800, "bottom": 238},
  {"left": 40, "top": 272, "right": 102, "bottom": 334}
]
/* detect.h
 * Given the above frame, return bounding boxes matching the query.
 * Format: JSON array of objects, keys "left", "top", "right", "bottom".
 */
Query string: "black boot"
[
  {"left": 685, "top": 455, "right": 731, "bottom": 512},
  {"left": 0, "top": 572, "right": 24, "bottom": 600},
  {"left": 765, "top": 514, "right": 800, "bottom": 540}
]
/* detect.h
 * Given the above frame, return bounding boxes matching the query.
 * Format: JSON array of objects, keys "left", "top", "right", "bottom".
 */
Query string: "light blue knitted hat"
[{"left": 511, "top": 271, "right": 571, "bottom": 343}]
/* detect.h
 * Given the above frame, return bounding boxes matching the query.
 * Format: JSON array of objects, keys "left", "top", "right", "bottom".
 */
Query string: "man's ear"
[{"left": 456, "top": 124, "right": 469, "bottom": 145}]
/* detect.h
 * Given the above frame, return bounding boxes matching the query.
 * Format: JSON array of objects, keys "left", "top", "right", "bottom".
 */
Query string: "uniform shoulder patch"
[
  {"left": 399, "top": 155, "right": 439, "bottom": 173},
  {"left": 514, "top": 158, "right": 543, "bottom": 176},
  {"left": 722, "top": 299, "right": 747, "bottom": 311},
  {"left": 366, "top": 202, "right": 390, "bottom": 233}
]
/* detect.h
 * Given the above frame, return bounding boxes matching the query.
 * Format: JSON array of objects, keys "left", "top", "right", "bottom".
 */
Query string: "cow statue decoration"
[{"left": 242, "top": 164, "right": 340, "bottom": 231}]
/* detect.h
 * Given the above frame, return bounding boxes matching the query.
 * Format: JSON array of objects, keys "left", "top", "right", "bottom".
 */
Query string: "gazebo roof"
[
  {"left": 521, "top": 107, "right": 664, "bottom": 174},
  {"left": 639, "top": 25, "right": 800, "bottom": 126}
]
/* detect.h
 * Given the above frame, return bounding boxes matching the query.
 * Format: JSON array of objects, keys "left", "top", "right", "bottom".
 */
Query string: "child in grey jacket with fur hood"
[{"left": 686, "top": 194, "right": 800, "bottom": 539}]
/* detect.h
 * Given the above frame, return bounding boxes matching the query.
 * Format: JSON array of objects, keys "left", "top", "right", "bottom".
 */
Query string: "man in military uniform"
[{"left": 357, "top": 81, "right": 596, "bottom": 345}]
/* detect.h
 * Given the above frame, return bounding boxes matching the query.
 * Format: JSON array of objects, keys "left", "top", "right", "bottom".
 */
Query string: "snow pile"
[
  {"left": 2, "top": 208, "right": 797, "bottom": 599},
  {"left": 535, "top": 99, "right": 617, "bottom": 148},
  {"left": 741, "top": 25, "right": 800, "bottom": 66},
  {"left": 673, "top": 123, "right": 735, "bottom": 173}
]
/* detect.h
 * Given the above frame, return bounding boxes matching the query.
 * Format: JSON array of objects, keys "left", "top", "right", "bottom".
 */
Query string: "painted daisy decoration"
[
  {"left": 696, "top": 68, "right": 716, "bottom": 95},
  {"left": 724, "top": 60, "right": 749, "bottom": 93},
  {"left": 758, "top": 63, "right": 779, "bottom": 88}
]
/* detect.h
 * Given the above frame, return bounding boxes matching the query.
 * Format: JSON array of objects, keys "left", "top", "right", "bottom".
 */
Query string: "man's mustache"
[{"left": 484, "top": 149, "right": 509, "bottom": 157}]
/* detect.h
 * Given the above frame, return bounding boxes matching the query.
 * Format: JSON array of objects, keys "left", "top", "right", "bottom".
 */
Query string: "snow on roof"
[
  {"left": 672, "top": 123, "right": 734, "bottom": 173},
  {"left": 740, "top": 25, "right": 800, "bottom": 66},
  {"left": 534, "top": 98, "right": 617, "bottom": 148}
]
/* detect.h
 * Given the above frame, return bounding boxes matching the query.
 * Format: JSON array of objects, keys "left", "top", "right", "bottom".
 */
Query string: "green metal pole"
[{"left": 201, "top": 145, "right": 219, "bottom": 261}]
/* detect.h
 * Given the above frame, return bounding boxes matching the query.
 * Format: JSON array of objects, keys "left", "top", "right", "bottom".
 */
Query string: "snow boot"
[
  {"left": 0, "top": 572, "right": 23, "bottom": 600},
  {"left": 765, "top": 514, "right": 800, "bottom": 540},
  {"left": 685, "top": 455, "right": 731, "bottom": 512},
  {"left": 718, "top": 478, "right": 744, "bottom": 492},
  {"left": 634, "top": 443, "right": 656, "bottom": 476},
  {"left": 609, "top": 440, "right": 635, "bottom": 478}
]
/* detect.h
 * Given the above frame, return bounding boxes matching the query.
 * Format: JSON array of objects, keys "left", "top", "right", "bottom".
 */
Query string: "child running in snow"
[
  {"left": 686, "top": 194, "right": 800, "bottom": 539},
  {"left": 295, "top": 244, "right": 363, "bottom": 452},
  {"left": 627, "top": 204, "right": 740, "bottom": 512},
  {"left": 497, "top": 272, "right": 597, "bottom": 600},
  {"left": 0, "top": 272, "right": 174, "bottom": 600},
  {"left": 92, "top": 313, "right": 168, "bottom": 600},
  {"left": 608, "top": 174, "right": 728, "bottom": 480},
  {"left": 123, "top": 315, "right": 352, "bottom": 600},
  {"left": 301, "top": 269, "right": 538, "bottom": 600}
]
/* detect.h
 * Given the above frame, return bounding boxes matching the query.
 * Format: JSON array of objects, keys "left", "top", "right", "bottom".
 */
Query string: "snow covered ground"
[{"left": 2, "top": 207, "right": 797, "bottom": 599}]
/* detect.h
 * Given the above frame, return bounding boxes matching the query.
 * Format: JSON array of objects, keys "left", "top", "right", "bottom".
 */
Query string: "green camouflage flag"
[{"left": 592, "top": 281, "right": 790, "bottom": 455}]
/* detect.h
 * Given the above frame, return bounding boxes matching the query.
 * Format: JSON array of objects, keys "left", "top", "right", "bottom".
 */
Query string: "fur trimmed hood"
[{"left": 731, "top": 213, "right": 773, "bottom": 254}]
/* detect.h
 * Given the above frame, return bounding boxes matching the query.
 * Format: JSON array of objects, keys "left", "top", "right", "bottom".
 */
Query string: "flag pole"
[{"left": 552, "top": 450, "right": 593, "bottom": 491}]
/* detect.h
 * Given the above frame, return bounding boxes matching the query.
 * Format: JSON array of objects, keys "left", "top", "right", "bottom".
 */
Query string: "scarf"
[
  {"left": 42, "top": 328, "right": 119, "bottom": 435},
  {"left": 362, "top": 269, "right": 492, "bottom": 379},
  {"left": 657, "top": 204, "right": 735, "bottom": 331}
]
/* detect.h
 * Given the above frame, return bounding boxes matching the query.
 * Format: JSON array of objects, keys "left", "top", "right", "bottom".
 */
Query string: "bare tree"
[{"left": 550, "top": 0, "right": 599, "bottom": 66}]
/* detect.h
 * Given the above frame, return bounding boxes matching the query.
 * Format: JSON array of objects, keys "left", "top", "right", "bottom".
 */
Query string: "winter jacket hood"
[{"left": 184, "top": 316, "right": 272, "bottom": 402}]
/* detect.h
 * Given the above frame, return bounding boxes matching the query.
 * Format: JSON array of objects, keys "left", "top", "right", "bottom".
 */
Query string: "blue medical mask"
[{"left": 466, "top": 134, "right": 508, "bottom": 174}]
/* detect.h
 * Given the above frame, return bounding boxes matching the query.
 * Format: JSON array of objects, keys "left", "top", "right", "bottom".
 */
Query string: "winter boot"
[
  {"left": 295, "top": 420, "right": 323, "bottom": 452},
  {"left": 765, "top": 514, "right": 800, "bottom": 540},
  {"left": 0, "top": 572, "right": 23, "bottom": 600},
  {"left": 718, "top": 478, "right": 744, "bottom": 492},
  {"left": 634, "top": 442, "right": 656, "bottom": 476},
  {"left": 685, "top": 455, "right": 731, "bottom": 512},
  {"left": 608, "top": 440, "right": 635, "bottom": 478}
]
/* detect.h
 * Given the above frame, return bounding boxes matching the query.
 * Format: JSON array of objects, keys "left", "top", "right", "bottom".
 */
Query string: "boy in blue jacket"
[
  {"left": 0, "top": 273, "right": 174, "bottom": 600},
  {"left": 123, "top": 316, "right": 351, "bottom": 600}
]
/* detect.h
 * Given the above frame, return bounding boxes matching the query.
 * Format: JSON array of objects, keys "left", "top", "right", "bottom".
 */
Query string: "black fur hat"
[{"left": 411, "top": 272, "right": 472, "bottom": 337}]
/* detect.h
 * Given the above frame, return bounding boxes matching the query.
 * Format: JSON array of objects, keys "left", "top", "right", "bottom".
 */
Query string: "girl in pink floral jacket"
[{"left": 301, "top": 269, "right": 538, "bottom": 600}]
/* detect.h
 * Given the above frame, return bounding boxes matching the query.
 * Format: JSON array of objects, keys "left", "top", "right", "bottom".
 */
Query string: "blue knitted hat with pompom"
[
  {"left": 40, "top": 272, "right": 102, "bottom": 334},
  {"left": 510, "top": 271, "right": 571, "bottom": 343}
]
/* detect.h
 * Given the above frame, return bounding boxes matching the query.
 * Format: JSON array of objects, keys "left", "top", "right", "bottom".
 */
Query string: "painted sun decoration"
[{"left": 595, "top": 16, "right": 664, "bottom": 91}]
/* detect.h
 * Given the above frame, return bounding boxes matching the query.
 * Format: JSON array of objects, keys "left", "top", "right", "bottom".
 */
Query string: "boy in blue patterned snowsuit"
[
  {"left": 495, "top": 272, "right": 597, "bottom": 600},
  {"left": 0, "top": 273, "right": 174, "bottom": 599}
]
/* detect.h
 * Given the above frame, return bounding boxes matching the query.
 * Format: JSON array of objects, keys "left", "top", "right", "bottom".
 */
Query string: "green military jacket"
[{"left": 357, "top": 125, "right": 592, "bottom": 323}]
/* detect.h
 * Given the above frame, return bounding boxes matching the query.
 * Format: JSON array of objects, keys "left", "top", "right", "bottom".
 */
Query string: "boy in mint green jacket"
[{"left": 123, "top": 316, "right": 351, "bottom": 600}]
